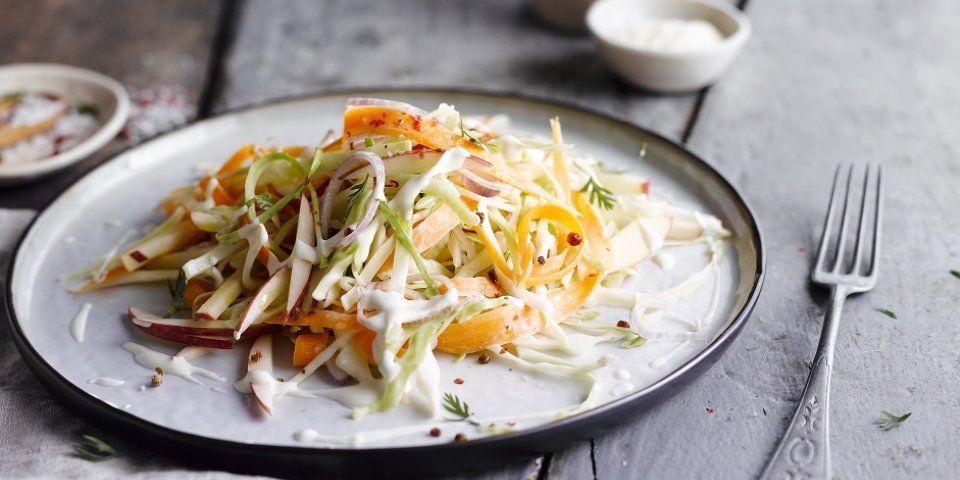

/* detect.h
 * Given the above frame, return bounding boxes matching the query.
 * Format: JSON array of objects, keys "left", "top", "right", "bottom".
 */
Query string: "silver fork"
[{"left": 760, "top": 164, "right": 884, "bottom": 480}]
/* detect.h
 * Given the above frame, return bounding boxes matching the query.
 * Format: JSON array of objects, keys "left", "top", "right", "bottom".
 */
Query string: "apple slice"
[
  {"left": 609, "top": 216, "right": 672, "bottom": 272},
  {"left": 144, "top": 244, "right": 213, "bottom": 270},
  {"left": 284, "top": 195, "right": 315, "bottom": 323},
  {"left": 195, "top": 271, "right": 243, "bottom": 320},
  {"left": 235, "top": 267, "right": 290, "bottom": 339},
  {"left": 128, "top": 307, "right": 280, "bottom": 348},
  {"left": 667, "top": 214, "right": 703, "bottom": 240},
  {"left": 75, "top": 269, "right": 179, "bottom": 293},
  {"left": 247, "top": 334, "right": 275, "bottom": 415},
  {"left": 597, "top": 172, "right": 650, "bottom": 195},
  {"left": 120, "top": 221, "right": 202, "bottom": 272}
]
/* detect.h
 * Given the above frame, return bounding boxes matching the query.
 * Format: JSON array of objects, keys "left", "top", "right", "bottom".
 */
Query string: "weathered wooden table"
[{"left": 2, "top": 1, "right": 957, "bottom": 478}]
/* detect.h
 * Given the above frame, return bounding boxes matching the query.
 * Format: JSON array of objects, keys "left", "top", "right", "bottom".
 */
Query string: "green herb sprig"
[
  {"left": 442, "top": 392, "right": 472, "bottom": 421},
  {"left": 78, "top": 104, "right": 100, "bottom": 117},
  {"left": 343, "top": 174, "right": 370, "bottom": 223},
  {"left": 876, "top": 308, "right": 897, "bottom": 319},
  {"left": 951, "top": 270, "right": 960, "bottom": 279},
  {"left": 73, "top": 435, "right": 116, "bottom": 462},
  {"left": 874, "top": 411, "right": 911, "bottom": 431},
  {"left": 165, "top": 270, "right": 187, "bottom": 317},
  {"left": 579, "top": 176, "right": 617, "bottom": 210},
  {"left": 245, "top": 192, "right": 274, "bottom": 211},
  {"left": 458, "top": 117, "right": 499, "bottom": 153}
]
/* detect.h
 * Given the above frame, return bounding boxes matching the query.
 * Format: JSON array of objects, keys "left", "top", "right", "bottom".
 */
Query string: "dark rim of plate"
[{"left": 2, "top": 87, "right": 765, "bottom": 470}]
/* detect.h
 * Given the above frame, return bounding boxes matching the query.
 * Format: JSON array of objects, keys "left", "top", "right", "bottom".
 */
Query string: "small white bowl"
[
  {"left": 0, "top": 63, "right": 130, "bottom": 185},
  {"left": 531, "top": 0, "right": 596, "bottom": 32},
  {"left": 587, "top": 0, "right": 751, "bottom": 93}
]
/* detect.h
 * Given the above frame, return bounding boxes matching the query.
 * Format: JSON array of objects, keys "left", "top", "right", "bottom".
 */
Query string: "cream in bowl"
[{"left": 587, "top": 0, "right": 751, "bottom": 93}]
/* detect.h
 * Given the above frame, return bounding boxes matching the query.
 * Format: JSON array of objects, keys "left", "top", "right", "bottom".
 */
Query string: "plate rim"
[{"left": 3, "top": 87, "right": 765, "bottom": 471}]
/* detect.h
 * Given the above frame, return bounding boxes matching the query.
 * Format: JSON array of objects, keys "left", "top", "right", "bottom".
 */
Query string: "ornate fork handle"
[{"left": 761, "top": 287, "right": 848, "bottom": 480}]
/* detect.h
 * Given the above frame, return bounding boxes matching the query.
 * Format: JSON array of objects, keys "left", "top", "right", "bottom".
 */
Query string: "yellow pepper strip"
[
  {"left": 475, "top": 223, "right": 513, "bottom": 281},
  {"left": 549, "top": 117, "right": 571, "bottom": 202},
  {"left": 530, "top": 249, "right": 567, "bottom": 278},
  {"left": 515, "top": 204, "right": 585, "bottom": 288},
  {"left": 572, "top": 191, "right": 613, "bottom": 271}
]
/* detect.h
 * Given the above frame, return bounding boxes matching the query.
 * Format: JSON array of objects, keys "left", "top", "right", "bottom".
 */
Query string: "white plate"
[
  {"left": 8, "top": 91, "right": 761, "bottom": 455},
  {"left": 0, "top": 63, "right": 130, "bottom": 184}
]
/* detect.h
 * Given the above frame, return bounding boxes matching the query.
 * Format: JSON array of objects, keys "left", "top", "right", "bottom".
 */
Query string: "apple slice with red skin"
[
  {"left": 128, "top": 307, "right": 280, "bottom": 349},
  {"left": 284, "top": 194, "right": 314, "bottom": 324},
  {"left": 247, "top": 334, "right": 275, "bottom": 415}
]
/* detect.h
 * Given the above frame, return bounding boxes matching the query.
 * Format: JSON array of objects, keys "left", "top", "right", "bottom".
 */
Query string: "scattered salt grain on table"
[{"left": 122, "top": 87, "right": 194, "bottom": 145}]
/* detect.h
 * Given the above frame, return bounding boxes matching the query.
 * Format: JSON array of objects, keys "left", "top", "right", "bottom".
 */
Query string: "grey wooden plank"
[
  {"left": 0, "top": 0, "right": 225, "bottom": 209},
  {"left": 212, "top": 0, "right": 699, "bottom": 141},
  {"left": 591, "top": 0, "right": 960, "bottom": 478},
  {"left": 546, "top": 440, "right": 595, "bottom": 480}
]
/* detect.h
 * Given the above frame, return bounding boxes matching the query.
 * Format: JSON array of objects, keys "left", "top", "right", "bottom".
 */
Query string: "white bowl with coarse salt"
[
  {"left": 0, "top": 64, "right": 130, "bottom": 185},
  {"left": 587, "top": 0, "right": 751, "bottom": 93}
]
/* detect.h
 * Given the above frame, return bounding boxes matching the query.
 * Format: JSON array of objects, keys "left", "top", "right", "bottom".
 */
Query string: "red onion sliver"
[
  {"left": 459, "top": 169, "right": 504, "bottom": 198},
  {"left": 320, "top": 151, "right": 386, "bottom": 247}
]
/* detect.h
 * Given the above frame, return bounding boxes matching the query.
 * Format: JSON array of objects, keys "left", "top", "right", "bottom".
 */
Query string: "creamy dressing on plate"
[
  {"left": 70, "top": 303, "right": 92, "bottom": 343},
  {"left": 87, "top": 377, "right": 125, "bottom": 387},
  {"left": 122, "top": 342, "right": 226, "bottom": 384}
]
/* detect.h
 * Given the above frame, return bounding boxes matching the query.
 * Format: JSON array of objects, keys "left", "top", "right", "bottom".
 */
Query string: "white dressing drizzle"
[
  {"left": 357, "top": 287, "right": 459, "bottom": 382},
  {"left": 87, "top": 377, "right": 125, "bottom": 387},
  {"left": 70, "top": 302, "right": 92, "bottom": 343},
  {"left": 652, "top": 252, "right": 676, "bottom": 271},
  {"left": 611, "top": 382, "right": 635, "bottom": 396},
  {"left": 122, "top": 342, "right": 226, "bottom": 385}
]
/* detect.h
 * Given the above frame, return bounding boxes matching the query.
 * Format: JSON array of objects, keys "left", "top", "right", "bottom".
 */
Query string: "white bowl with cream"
[
  {"left": 0, "top": 64, "right": 130, "bottom": 185},
  {"left": 587, "top": 0, "right": 751, "bottom": 93}
]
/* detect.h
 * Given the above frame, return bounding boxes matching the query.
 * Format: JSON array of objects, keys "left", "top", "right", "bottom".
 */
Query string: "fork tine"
[
  {"left": 814, "top": 165, "right": 845, "bottom": 273},
  {"left": 829, "top": 164, "right": 856, "bottom": 272},
  {"left": 868, "top": 166, "right": 884, "bottom": 278},
  {"left": 850, "top": 165, "right": 873, "bottom": 274}
]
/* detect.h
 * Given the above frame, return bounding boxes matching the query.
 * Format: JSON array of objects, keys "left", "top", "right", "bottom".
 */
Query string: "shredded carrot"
[
  {"left": 293, "top": 331, "right": 330, "bottom": 367},
  {"left": 197, "top": 177, "right": 235, "bottom": 206},
  {"left": 274, "top": 309, "right": 361, "bottom": 330},
  {"left": 437, "top": 272, "right": 600, "bottom": 354},
  {"left": 342, "top": 106, "right": 555, "bottom": 200},
  {"left": 282, "top": 146, "right": 305, "bottom": 158},
  {"left": 218, "top": 145, "right": 254, "bottom": 175},
  {"left": 184, "top": 278, "right": 213, "bottom": 307}
]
